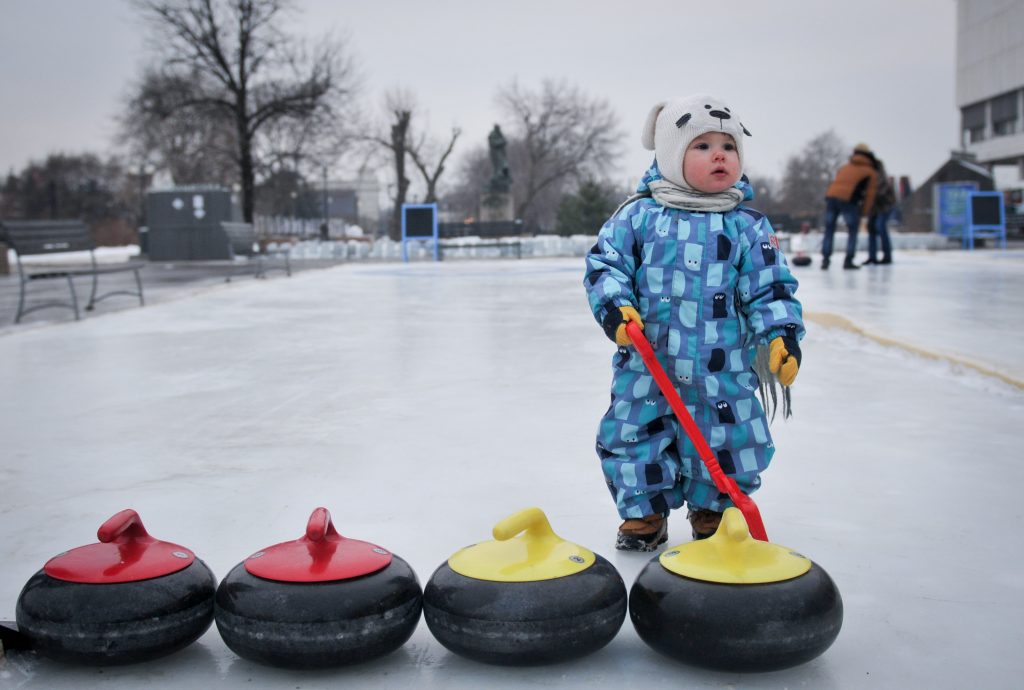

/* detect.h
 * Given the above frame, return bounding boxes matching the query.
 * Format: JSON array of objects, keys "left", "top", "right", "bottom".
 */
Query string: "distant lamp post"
[
  {"left": 321, "top": 166, "right": 329, "bottom": 241},
  {"left": 289, "top": 190, "right": 298, "bottom": 235}
]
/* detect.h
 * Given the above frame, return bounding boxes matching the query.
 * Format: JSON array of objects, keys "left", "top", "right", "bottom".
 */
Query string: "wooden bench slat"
[
  {"left": 3, "top": 220, "right": 95, "bottom": 254},
  {"left": 26, "top": 264, "right": 145, "bottom": 279}
]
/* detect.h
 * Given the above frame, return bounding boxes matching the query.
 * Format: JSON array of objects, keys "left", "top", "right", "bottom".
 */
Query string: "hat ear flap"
[{"left": 641, "top": 102, "right": 665, "bottom": 150}]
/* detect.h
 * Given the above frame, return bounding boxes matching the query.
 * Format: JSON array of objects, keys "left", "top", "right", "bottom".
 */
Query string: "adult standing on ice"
[
  {"left": 863, "top": 155, "right": 896, "bottom": 265},
  {"left": 584, "top": 94, "right": 805, "bottom": 551},
  {"left": 821, "top": 143, "right": 879, "bottom": 270}
]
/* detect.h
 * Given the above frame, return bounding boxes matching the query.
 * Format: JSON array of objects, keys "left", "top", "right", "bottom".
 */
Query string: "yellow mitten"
[
  {"left": 769, "top": 336, "right": 801, "bottom": 386},
  {"left": 614, "top": 307, "right": 644, "bottom": 346}
]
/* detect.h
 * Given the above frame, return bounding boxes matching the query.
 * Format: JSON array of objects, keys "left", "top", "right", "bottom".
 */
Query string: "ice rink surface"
[{"left": 2, "top": 251, "right": 1023, "bottom": 688}]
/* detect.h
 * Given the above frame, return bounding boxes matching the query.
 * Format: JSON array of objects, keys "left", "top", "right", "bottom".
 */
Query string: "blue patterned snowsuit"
[{"left": 584, "top": 164, "right": 805, "bottom": 519}]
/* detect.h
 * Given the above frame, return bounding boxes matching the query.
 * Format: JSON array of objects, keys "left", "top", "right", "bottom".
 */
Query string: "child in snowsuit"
[{"left": 584, "top": 94, "right": 805, "bottom": 551}]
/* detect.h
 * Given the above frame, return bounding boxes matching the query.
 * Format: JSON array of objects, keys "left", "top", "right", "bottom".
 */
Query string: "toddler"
[{"left": 584, "top": 94, "right": 805, "bottom": 551}]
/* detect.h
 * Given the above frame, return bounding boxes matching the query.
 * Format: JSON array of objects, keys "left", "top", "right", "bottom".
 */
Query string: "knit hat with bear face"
[{"left": 641, "top": 94, "right": 752, "bottom": 189}]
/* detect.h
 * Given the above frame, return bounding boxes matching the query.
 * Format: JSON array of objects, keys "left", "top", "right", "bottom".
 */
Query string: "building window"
[
  {"left": 962, "top": 101, "right": 987, "bottom": 144},
  {"left": 993, "top": 119, "right": 1018, "bottom": 136},
  {"left": 991, "top": 90, "right": 1020, "bottom": 138}
]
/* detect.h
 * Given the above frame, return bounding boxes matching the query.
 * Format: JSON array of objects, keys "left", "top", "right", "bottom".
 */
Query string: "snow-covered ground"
[{"left": 1, "top": 251, "right": 1023, "bottom": 689}]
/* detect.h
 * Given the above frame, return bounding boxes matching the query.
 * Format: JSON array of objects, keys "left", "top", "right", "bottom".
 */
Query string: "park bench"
[
  {"left": 1, "top": 219, "right": 145, "bottom": 323},
  {"left": 222, "top": 222, "right": 291, "bottom": 282}
]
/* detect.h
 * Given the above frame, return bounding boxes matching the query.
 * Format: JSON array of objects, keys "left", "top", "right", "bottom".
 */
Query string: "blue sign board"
[
  {"left": 964, "top": 191, "right": 1006, "bottom": 250},
  {"left": 935, "top": 182, "right": 978, "bottom": 237},
  {"left": 401, "top": 203, "right": 439, "bottom": 262}
]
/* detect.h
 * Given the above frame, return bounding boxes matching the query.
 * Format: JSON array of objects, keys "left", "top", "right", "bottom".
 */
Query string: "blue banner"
[{"left": 935, "top": 182, "right": 978, "bottom": 236}]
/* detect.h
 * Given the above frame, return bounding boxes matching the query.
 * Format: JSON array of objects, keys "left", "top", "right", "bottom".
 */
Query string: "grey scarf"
[{"left": 648, "top": 178, "right": 744, "bottom": 213}]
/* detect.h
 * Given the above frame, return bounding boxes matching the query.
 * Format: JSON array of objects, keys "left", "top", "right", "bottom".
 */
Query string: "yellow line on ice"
[{"left": 804, "top": 311, "right": 1024, "bottom": 392}]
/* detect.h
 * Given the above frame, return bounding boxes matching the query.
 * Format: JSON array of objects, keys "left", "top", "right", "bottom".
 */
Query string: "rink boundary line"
[{"left": 805, "top": 311, "right": 1024, "bottom": 391}]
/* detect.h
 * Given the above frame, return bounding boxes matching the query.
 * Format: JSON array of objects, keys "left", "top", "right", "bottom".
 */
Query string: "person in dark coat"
[
  {"left": 863, "top": 157, "right": 896, "bottom": 265},
  {"left": 822, "top": 143, "right": 879, "bottom": 270}
]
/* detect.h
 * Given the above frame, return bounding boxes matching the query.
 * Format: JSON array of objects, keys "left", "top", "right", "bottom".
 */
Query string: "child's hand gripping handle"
[{"left": 624, "top": 321, "right": 769, "bottom": 542}]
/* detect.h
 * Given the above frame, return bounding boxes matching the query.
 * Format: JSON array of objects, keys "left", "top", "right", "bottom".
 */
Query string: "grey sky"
[{"left": 0, "top": 0, "right": 957, "bottom": 191}]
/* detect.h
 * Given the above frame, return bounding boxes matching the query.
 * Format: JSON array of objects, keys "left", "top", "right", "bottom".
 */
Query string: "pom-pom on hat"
[
  {"left": 853, "top": 142, "right": 873, "bottom": 154},
  {"left": 641, "top": 94, "right": 752, "bottom": 189}
]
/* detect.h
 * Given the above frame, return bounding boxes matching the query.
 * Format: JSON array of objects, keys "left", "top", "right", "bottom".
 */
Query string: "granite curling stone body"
[
  {"left": 214, "top": 507, "right": 422, "bottom": 669},
  {"left": 629, "top": 508, "right": 843, "bottom": 672},
  {"left": 15, "top": 509, "right": 216, "bottom": 665},
  {"left": 423, "top": 507, "right": 627, "bottom": 665}
]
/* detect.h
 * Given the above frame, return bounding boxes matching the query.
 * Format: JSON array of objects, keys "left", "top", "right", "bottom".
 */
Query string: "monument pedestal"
[{"left": 479, "top": 193, "right": 515, "bottom": 222}]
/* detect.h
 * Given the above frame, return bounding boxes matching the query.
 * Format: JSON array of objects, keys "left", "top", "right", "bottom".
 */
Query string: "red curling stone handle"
[
  {"left": 305, "top": 507, "right": 340, "bottom": 542},
  {"left": 98, "top": 509, "right": 153, "bottom": 543},
  {"left": 44, "top": 509, "right": 195, "bottom": 584}
]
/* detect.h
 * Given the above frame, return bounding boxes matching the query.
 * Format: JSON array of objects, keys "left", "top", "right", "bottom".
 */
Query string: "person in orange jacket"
[{"left": 822, "top": 143, "right": 879, "bottom": 270}]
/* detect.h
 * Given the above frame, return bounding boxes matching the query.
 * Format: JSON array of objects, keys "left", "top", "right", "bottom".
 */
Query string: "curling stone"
[
  {"left": 629, "top": 508, "right": 842, "bottom": 672},
  {"left": 791, "top": 253, "right": 813, "bottom": 267},
  {"left": 423, "top": 507, "right": 627, "bottom": 665},
  {"left": 1, "top": 620, "right": 31, "bottom": 653},
  {"left": 214, "top": 507, "right": 422, "bottom": 668},
  {"left": 15, "top": 509, "right": 216, "bottom": 665}
]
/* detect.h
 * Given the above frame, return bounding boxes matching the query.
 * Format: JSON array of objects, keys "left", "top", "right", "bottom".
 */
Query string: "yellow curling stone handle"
[
  {"left": 660, "top": 508, "right": 812, "bottom": 584},
  {"left": 448, "top": 507, "right": 596, "bottom": 582}
]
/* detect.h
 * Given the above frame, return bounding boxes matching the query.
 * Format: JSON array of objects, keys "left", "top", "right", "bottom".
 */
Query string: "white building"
[
  {"left": 330, "top": 174, "right": 381, "bottom": 231},
  {"left": 956, "top": 0, "right": 1024, "bottom": 179}
]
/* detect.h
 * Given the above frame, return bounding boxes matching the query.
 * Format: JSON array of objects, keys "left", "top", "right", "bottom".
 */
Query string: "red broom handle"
[{"left": 625, "top": 321, "right": 768, "bottom": 541}]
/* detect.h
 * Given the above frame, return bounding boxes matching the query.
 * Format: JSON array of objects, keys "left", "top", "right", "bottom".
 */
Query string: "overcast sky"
[{"left": 0, "top": 0, "right": 958, "bottom": 191}]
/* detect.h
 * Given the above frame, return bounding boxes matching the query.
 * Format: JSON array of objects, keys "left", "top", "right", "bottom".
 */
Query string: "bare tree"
[
  {"left": 120, "top": 69, "right": 238, "bottom": 188},
  {"left": 2, "top": 153, "right": 142, "bottom": 245},
  {"left": 3, "top": 154, "right": 129, "bottom": 223},
  {"left": 497, "top": 79, "right": 623, "bottom": 228},
  {"left": 408, "top": 126, "right": 461, "bottom": 204},
  {"left": 443, "top": 144, "right": 491, "bottom": 221},
  {"left": 745, "top": 173, "right": 781, "bottom": 217},
  {"left": 389, "top": 108, "right": 413, "bottom": 238},
  {"left": 359, "top": 97, "right": 414, "bottom": 240},
  {"left": 129, "top": 0, "right": 358, "bottom": 221},
  {"left": 778, "top": 130, "right": 848, "bottom": 218},
  {"left": 364, "top": 91, "right": 461, "bottom": 238},
  {"left": 257, "top": 102, "right": 348, "bottom": 178}
]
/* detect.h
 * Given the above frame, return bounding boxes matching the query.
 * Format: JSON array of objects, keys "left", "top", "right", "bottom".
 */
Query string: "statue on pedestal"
[
  {"left": 487, "top": 125, "right": 512, "bottom": 195},
  {"left": 481, "top": 124, "right": 515, "bottom": 221}
]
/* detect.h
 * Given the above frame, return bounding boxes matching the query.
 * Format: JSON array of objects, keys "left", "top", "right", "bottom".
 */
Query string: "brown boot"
[
  {"left": 616, "top": 514, "right": 668, "bottom": 552},
  {"left": 687, "top": 508, "right": 722, "bottom": 540}
]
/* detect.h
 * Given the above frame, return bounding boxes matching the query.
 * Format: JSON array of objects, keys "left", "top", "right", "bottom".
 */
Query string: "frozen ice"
[{"left": 1, "top": 250, "right": 1023, "bottom": 688}]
